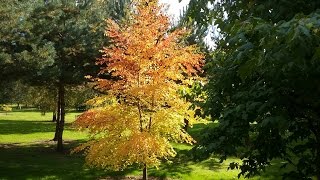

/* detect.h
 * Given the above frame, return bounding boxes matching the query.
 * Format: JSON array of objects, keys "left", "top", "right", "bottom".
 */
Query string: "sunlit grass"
[
  {"left": 0, "top": 111, "right": 87, "bottom": 143},
  {"left": 0, "top": 110, "right": 288, "bottom": 179}
]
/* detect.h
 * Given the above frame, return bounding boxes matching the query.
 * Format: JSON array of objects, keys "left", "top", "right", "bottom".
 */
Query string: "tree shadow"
[
  {"left": 187, "top": 122, "right": 218, "bottom": 141},
  {"left": 0, "top": 140, "right": 136, "bottom": 180},
  {"left": 0, "top": 120, "right": 74, "bottom": 134},
  {"left": 197, "top": 156, "right": 226, "bottom": 171},
  {"left": 257, "top": 159, "right": 295, "bottom": 180},
  {"left": 151, "top": 150, "right": 193, "bottom": 177},
  {"left": 149, "top": 147, "right": 224, "bottom": 179},
  {"left": 146, "top": 123, "right": 224, "bottom": 179}
]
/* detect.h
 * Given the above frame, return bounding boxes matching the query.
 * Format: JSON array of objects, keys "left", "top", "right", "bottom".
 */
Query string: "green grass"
[
  {"left": 0, "top": 111, "right": 87, "bottom": 143},
  {"left": 0, "top": 110, "right": 288, "bottom": 179}
]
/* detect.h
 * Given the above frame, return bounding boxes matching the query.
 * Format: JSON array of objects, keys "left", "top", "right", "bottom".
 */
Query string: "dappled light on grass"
[
  {"left": 0, "top": 142, "right": 111, "bottom": 180},
  {"left": 0, "top": 111, "right": 288, "bottom": 179},
  {"left": 0, "top": 111, "right": 87, "bottom": 143}
]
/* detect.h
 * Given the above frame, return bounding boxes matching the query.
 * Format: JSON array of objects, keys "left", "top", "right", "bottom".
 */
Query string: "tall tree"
[
  {"left": 185, "top": 0, "right": 320, "bottom": 179},
  {"left": 0, "top": 0, "right": 37, "bottom": 85},
  {"left": 21, "top": 0, "right": 131, "bottom": 152},
  {"left": 73, "top": 0, "right": 203, "bottom": 179},
  {"left": 0, "top": 0, "right": 131, "bottom": 151}
]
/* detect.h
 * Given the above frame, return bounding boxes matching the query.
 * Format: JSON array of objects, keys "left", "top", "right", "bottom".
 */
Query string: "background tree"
[
  {"left": 1, "top": 105, "right": 12, "bottom": 115},
  {"left": 175, "top": 5, "right": 213, "bottom": 131},
  {"left": 8, "top": 81, "right": 32, "bottom": 109},
  {"left": 0, "top": 0, "right": 39, "bottom": 90},
  {"left": 0, "top": 81, "right": 15, "bottom": 104},
  {"left": 17, "top": 0, "right": 131, "bottom": 152},
  {"left": 65, "top": 84, "right": 97, "bottom": 111},
  {"left": 185, "top": 0, "right": 320, "bottom": 179},
  {"left": 73, "top": 0, "right": 203, "bottom": 179}
]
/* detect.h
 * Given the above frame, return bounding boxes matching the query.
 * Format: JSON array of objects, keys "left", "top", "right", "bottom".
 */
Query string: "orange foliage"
[{"left": 74, "top": 0, "right": 204, "bottom": 171}]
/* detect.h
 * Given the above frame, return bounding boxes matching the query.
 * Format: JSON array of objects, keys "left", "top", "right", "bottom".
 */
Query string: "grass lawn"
[{"left": 0, "top": 110, "right": 289, "bottom": 180}]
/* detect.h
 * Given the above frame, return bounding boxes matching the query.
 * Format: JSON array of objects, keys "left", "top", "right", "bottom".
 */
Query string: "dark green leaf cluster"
[
  {"left": 0, "top": 0, "right": 37, "bottom": 82},
  {"left": 1, "top": 0, "right": 131, "bottom": 86},
  {"left": 24, "top": 0, "right": 108, "bottom": 86},
  {"left": 0, "top": 0, "right": 131, "bottom": 151},
  {"left": 186, "top": 0, "right": 320, "bottom": 179}
]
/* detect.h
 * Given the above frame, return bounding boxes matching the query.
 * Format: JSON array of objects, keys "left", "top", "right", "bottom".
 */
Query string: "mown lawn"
[{"left": 0, "top": 110, "right": 289, "bottom": 179}]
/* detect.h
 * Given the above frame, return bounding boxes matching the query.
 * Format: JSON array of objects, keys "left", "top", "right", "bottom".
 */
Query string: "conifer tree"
[{"left": 22, "top": 0, "right": 131, "bottom": 152}]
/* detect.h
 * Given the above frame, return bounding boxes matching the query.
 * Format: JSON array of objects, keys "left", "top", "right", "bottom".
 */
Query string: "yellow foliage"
[
  {"left": 74, "top": 0, "right": 204, "bottom": 171},
  {"left": 1, "top": 105, "right": 12, "bottom": 112}
]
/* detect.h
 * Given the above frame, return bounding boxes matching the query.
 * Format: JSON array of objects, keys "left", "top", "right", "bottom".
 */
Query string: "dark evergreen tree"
[
  {"left": 0, "top": 0, "right": 37, "bottom": 85},
  {"left": 0, "top": 0, "right": 131, "bottom": 151},
  {"left": 25, "top": 0, "right": 131, "bottom": 152}
]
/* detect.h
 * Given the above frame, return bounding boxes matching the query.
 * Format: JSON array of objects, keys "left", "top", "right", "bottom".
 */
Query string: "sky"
[
  {"left": 158, "top": 0, "right": 215, "bottom": 48},
  {"left": 158, "top": 0, "right": 190, "bottom": 22}
]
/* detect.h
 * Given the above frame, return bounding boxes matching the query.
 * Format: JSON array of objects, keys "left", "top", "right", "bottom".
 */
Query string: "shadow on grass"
[
  {"left": 257, "top": 159, "right": 294, "bottom": 180},
  {"left": 0, "top": 139, "right": 227, "bottom": 180},
  {"left": 187, "top": 122, "right": 218, "bottom": 141},
  {"left": 185, "top": 123, "right": 289, "bottom": 180},
  {"left": 197, "top": 156, "right": 225, "bottom": 171},
  {"left": 147, "top": 122, "right": 224, "bottom": 179},
  {"left": 149, "top": 149, "right": 193, "bottom": 178},
  {"left": 0, "top": 140, "right": 135, "bottom": 180},
  {"left": 149, "top": 146, "right": 225, "bottom": 179},
  {"left": 0, "top": 120, "right": 75, "bottom": 135},
  {"left": 9, "top": 108, "right": 76, "bottom": 113},
  {"left": 0, "top": 117, "right": 288, "bottom": 179}
]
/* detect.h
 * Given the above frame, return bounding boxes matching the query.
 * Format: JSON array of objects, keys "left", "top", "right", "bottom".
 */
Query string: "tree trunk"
[
  {"left": 52, "top": 110, "right": 57, "bottom": 122},
  {"left": 56, "top": 83, "right": 65, "bottom": 152},
  {"left": 52, "top": 93, "right": 58, "bottom": 122},
  {"left": 316, "top": 141, "right": 320, "bottom": 180},
  {"left": 313, "top": 120, "right": 320, "bottom": 180},
  {"left": 143, "top": 164, "right": 147, "bottom": 180},
  {"left": 53, "top": 83, "right": 65, "bottom": 152},
  {"left": 53, "top": 86, "right": 61, "bottom": 141},
  {"left": 41, "top": 109, "right": 46, "bottom": 116}
]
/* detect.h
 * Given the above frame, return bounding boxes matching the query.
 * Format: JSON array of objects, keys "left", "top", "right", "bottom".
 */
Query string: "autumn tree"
[{"left": 74, "top": 0, "right": 203, "bottom": 179}]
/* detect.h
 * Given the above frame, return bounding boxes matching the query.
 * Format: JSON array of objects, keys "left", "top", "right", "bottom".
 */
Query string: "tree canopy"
[
  {"left": 1, "top": 0, "right": 132, "bottom": 151},
  {"left": 185, "top": 0, "right": 320, "bottom": 179},
  {"left": 73, "top": 0, "right": 203, "bottom": 179}
]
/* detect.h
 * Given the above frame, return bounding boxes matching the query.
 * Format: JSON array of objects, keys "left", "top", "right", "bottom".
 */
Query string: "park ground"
[{"left": 0, "top": 109, "right": 291, "bottom": 180}]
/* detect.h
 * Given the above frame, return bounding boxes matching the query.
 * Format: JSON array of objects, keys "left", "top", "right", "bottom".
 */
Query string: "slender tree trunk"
[
  {"left": 316, "top": 140, "right": 320, "bottom": 180},
  {"left": 56, "top": 83, "right": 65, "bottom": 152},
  {"left": 52, "top": 111, "right": 57, "bottom": 122},
  {"left": 52, "top": 93, "right": 58, "bottom": 122},
  {"left": 317, "top": 157, "right": 320, "bottom": 180},
  {"left": 143, "top": 164, "right": 147, "bottom": 180},
  {"left": 41, "top": 109, "right": 46, "bottom": 116},
  {"left": 53, "top": 85, "right": 61, "bottom": 141},
  {"left": 311, "top": 118, "right": 320, "bottom": 180}
]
